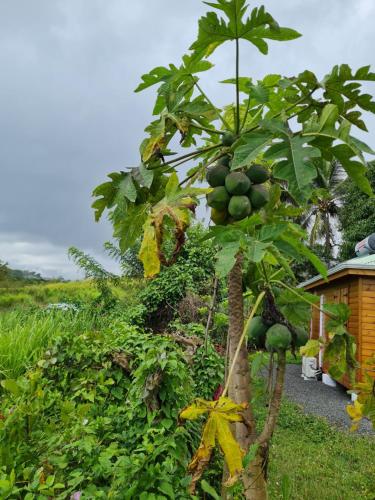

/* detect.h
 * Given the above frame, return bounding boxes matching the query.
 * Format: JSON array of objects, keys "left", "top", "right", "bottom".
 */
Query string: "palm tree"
[{"left": 301, "top": 160, "right": 346, "bottom": 259}]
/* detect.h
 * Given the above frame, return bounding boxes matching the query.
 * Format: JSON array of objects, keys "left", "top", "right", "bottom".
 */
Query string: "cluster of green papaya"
[
  {"left": 206, "top": 154, "right": 270, "bottom": 224},
  {"left": 246, "top": 316, "right": 309, "bottom": 352}
]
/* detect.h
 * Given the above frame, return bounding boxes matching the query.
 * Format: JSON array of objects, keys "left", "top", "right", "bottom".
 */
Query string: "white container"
[{"left": 322, "top": 373, "right": 337, "bottom": 387}]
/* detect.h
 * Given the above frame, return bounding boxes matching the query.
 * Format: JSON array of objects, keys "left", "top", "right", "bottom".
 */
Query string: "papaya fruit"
[
  {"left": 222, "top": 132, "right": 236, "bottom": 147},
  {"left": 228, "top": 195, "right": 252, "bottom": 220},
  {"left": 246, "top": 164, "right": 269, "bottom": 184},
  {"left": 247, "top": 316, "right": 268, "bottom": 349},
  {"left": 294, "top": 327, "right": 309, "bottom": 348},
  {"left": 206, "top": 164, "right": 229, "bottom": 187},
  {"left": 248, "top": 185, "right": 269, "bottom": 209},
  {"left": 218, "top": 154, "right": 231, "bottom": 167},
  {"left": 265, "top": 324, "right": 292, "bottom": 352},
  {"left": 211, "top": 208, "right": 228, "bottom": 225},
  {"left": 225, "top": 172, "right": 251, "bottom": 195},
  {"left": 207, "top": 186, "right": 230, "bottom": 210}
]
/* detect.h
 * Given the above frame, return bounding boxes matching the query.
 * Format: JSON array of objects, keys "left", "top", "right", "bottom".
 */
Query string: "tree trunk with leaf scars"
[{"left": 227, "top": 254, "right": 268, "bottom": 500}]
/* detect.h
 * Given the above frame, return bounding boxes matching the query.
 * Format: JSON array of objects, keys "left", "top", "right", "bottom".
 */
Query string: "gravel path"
[{"left": 283, "top": 364, "right": 373, "bottom": 434}]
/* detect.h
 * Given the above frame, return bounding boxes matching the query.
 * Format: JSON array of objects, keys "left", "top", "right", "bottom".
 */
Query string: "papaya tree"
[{"left": 93, "top": 1, "right": 375, "bottom": 497}]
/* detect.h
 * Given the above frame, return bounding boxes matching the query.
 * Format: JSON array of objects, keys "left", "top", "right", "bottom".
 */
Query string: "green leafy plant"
[
  {"left": 93, "top": 0, "right": 375, "bottom": 497},
  {"left": 0, "top": 324, "right": 201, "bottom": 499},
  {"left": 68, "top": 246, "right": 119, "bottom": 311}
]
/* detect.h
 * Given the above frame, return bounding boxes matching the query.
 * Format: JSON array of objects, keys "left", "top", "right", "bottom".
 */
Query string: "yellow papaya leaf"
[
  {"left": 188, "top": 412, "right": 217, "bottom": 492},
  {"left": 214, "top": 413, "right": 244, "bottom": 486},
  {"left": 179, "top": 399, "right": 213, "bottom": 420},
  {"left": 347, "top": 355, "right": 375, "bottom": 431},
  {"left": 300, "top": 339, "right": 320, "bottom": 357},
  {"left": 139, "top": 221, "right": 160, "bottom": 278},
  {"left": 142, "top": 118, "right": 166, "bottom": 162},
  {"left": 180, "top": 397, "right": 247, "bottom": 493},
  {"left": 346, "top": 399, "right": 364, "bottom": 422}
]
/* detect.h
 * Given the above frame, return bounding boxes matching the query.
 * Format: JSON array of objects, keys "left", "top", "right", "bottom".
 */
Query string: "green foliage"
[
  {"left": 138, "top": 225, "right": 216, "bottom": 329},
  {"left": 68, "top": 247, "right": 119, "bottom": 311},
  {"left": 104, "top": 241, "right": 144, "bottom": 278},
  {"left": 191, "top": 1, "right": 301, "bottom": 57},
  {"left": 291, "top": 243, "right": 336, "bottom": 282},
  {"left": 0, "top": 309, "right": 107, "bottom": 380},
  {"left": 192, "top": 345, "right": 225, "bottom": 400},
  {"left": 0, "top": 260, "right": 9, "bottom": 282},
  {"left": 0, "top": 325, "right": 198, "bottom": 499},
  {"left": 339, "top": 160, "right": 375, "bottom": 260}
]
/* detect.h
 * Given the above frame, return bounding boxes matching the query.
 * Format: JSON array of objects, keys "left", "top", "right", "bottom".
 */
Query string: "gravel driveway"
[{"left": 283, "top": 364, "right": 373, "bottom": 434}]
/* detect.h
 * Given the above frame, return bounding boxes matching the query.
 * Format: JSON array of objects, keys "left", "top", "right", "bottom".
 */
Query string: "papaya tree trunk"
[{"left": 226, "top": 254, "right": 268, "bottom": 500}]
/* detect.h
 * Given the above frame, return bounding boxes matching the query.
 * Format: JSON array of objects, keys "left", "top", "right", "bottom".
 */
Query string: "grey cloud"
[{"left": 0, "top": 0, "right": 374, "bottom": 277}]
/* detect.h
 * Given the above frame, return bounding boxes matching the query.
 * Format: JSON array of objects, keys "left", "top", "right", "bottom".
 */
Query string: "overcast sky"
[{"left": 1, "top": 0, "right": 375, "bottom": 279}]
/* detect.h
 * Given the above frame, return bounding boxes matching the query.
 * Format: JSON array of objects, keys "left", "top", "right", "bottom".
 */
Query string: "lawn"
[{"left": 268, "top": 400, "right": 375, "bottom": 500}]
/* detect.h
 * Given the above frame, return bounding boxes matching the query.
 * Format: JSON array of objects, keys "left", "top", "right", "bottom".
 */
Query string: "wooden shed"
[{"left": 300, "top": 254, "right": 375, "bottom": 388}]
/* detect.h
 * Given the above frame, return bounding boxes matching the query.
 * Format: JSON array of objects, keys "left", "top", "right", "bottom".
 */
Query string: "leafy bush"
[
  {"left": 139, "top": 225, "right": 217, "bottom": 330},
  {"left": 192, "top": 346, "right": 225, "bottom": 400},
  {"left": 0, "top": 323, "right": 222, "bottom": 499}
]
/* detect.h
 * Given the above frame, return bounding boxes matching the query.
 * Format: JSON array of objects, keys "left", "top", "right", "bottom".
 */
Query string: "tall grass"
[
  {"left": 0, "top": 309, "right": 101, "bottom": 379},
  {"left": 0, "top": 278, "right": 144, "bottom": 310}
]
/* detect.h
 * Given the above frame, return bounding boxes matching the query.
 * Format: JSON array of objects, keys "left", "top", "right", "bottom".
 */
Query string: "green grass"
[
  {"left": 0, "top": 278, "right": 144, "bottom": 310},
  {"left": 0, "top": 309, "right": 103, "bottom": 379},
  {"left": 268, "top": 400, "right": 375, "bottom": 500}
]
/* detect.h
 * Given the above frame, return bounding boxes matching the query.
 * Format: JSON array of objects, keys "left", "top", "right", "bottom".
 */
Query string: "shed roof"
[{"left": 299, "top": 254, "right": 375, "bottom": 289}]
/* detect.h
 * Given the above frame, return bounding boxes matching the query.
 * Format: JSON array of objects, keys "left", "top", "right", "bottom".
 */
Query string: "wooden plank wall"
[
  {"left": 310, "top": 278, "right": 359, "bottom": 340},
  {"left": 360, "top": 277, "right": 375, "bottom": 369},
  {"left": 309, "top": 278, "right": 360, "bottom": 387}
]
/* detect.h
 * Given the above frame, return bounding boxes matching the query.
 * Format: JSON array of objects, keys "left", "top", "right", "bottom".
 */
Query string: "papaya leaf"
[
  {"left": 179, "top": 397, "right": 247, "bottom": 493},
  {"left": 135, "top": 54, "right": 213, "bottom": 93},
  {"left": 139, "top": 220, "right": 160, "bottom": 278},
  {"left": 141, "top": 117, "right": 167, "bottom": 162},
  {"left": 138, "top": 180, "right": 207, "bottom": 277},
  {"left": 119, "top": 173, "right": 137, "bottom": 203},
  {"left": 215, "top": 241, "right": 241, "bottom": 278},
  {"left": 278, "top": 233, "right": 327, "bottom": 278},
  {"left": 246, "top": 238, "right": 270, "bottom": 263},
  {"left": 191, "top": 1, "right": 300, "bottom": 58},
  {"left": 331, "top": 144, "right": 373, "bottom": 196},
  {"left": 346, "top": 400, "right": 365, "bottom": 432},
  {"left": 325, "top": 333, "right": 358, "bottom": 381},
  {"left": 231, "top": 131, "right": 274, "bottom": 169},
  {"left": 276, "top": 288, "right": 319, "bottom": 327},
  {"left": 138, "top": 163, "right": 154, "bottom": 189},
  {"left": 249, "top": 82, "right": 270, "bottom": 104},
  {"left": 322, "top": 64, "right": 375, "bottom": 114},
  {"left": 135, "top": 65, "right": 177, "bottom": 93},
  {"left": 264, "top": 134, "right": 320, "bottom": 202},
  {"left": 115, "top": 203, "right": 149, "bottom": 252},
  {"left": 300, "top": 339, "right": 320, "bottom": 357},
  {"left": 165, "top": 172, "right": 180, "bottom": 197},
  {"left": 259, "top": 223, "right": 288, "bottom": 242},
  {"left": 347, "top": 355, "right": 375, "bottom": 430},
  {"left": 325, "top": 335, "right": 347, "bottom": 380},
  {"left": 324, "top": 303, "right": 351, "bottom": 329}
]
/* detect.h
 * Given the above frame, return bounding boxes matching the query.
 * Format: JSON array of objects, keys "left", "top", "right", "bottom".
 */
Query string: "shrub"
[
  {"left": 139, "top": 225, "right": 217, "bottom": 330},
  {"left": 0, "top": 324, "right": 204, "bottom": 499}
]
